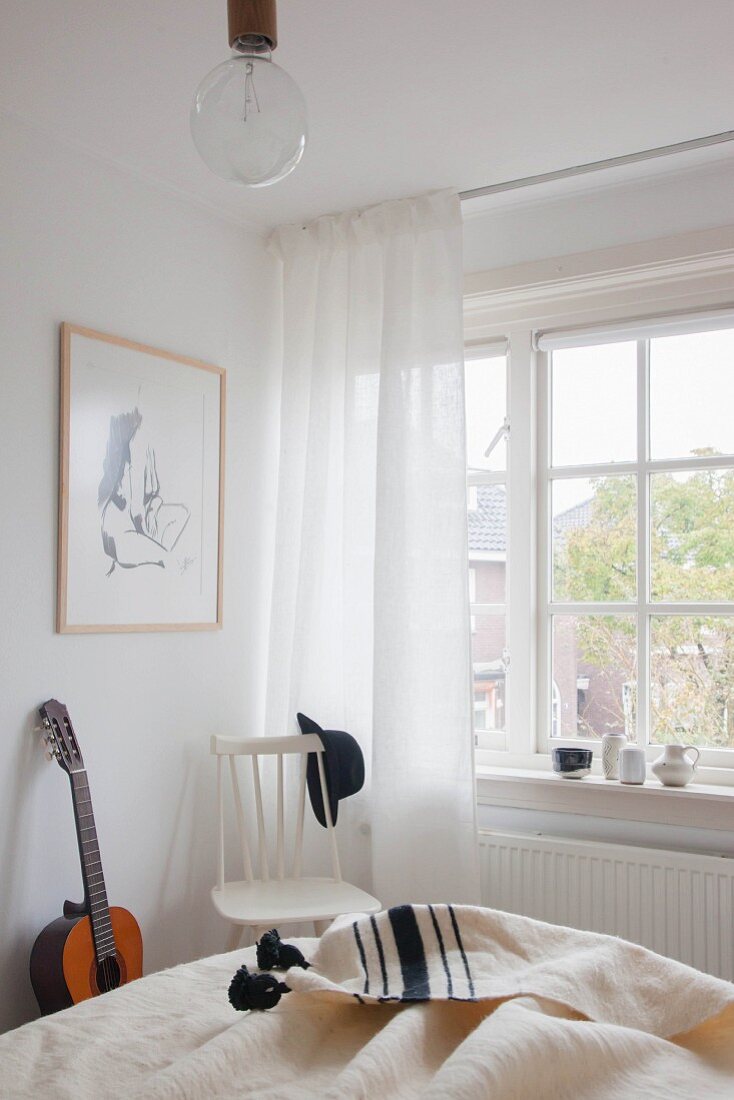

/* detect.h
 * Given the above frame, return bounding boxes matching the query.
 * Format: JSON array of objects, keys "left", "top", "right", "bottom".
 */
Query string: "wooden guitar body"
[{"left": 31, "top": 906, "right": 143, "bottom": 1015}]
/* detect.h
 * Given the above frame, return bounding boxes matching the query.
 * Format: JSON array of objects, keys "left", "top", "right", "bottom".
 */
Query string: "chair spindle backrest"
[{"left": 211, "top": 734, "right": 342, "bottom": 889}]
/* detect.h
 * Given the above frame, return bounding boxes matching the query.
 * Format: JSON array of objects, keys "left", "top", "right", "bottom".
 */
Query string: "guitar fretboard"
[{"left": 70, "top": 770, "right": 116, "bottom": 961}]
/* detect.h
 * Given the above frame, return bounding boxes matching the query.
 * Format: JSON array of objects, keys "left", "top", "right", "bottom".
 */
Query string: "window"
[
  {"left": 465, "top": 345, "right": 509, "bottom": 751},
  {"left": 540, "top": 322, "right": 734, "bottom": 760}
]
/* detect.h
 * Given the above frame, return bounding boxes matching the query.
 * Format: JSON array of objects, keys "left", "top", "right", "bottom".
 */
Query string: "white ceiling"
[{"left": 3, "top": 0, "right": 734, "bottom": 231}]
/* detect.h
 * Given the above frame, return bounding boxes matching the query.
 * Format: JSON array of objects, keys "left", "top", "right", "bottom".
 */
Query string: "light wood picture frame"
[{"left": 58, "top": 324, "right": 225, "bottom": 633}]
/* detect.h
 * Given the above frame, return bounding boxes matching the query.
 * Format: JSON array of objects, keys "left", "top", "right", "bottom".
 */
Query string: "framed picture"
[{"left": 57, "top": 324, "right": 225, "bottom": 633}]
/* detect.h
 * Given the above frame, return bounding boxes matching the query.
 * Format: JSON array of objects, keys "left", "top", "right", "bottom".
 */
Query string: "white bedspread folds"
[{"left": 2, "top": 907, "right": 734, "bottom": 1099}]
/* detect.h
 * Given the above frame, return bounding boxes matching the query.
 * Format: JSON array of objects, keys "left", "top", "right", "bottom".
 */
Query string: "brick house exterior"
[
  {"left": 468, "top": 486, "right": 507, "bottom": 732},
  {"left": 469, "top": 486, "right": 629, "bottom": 739}
]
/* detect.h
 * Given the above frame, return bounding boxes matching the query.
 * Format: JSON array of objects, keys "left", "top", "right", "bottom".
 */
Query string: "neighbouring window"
[
  {"left": 542, "top": 324, "right": 734, "bottom": 756},
  {"left": 465, "top": 346, "right": 509, "bottom": 751}
]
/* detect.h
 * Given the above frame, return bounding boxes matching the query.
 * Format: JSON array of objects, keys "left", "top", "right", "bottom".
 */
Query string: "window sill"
[{"left": 476, "top": 765, "right": 734, "bottom": 830}]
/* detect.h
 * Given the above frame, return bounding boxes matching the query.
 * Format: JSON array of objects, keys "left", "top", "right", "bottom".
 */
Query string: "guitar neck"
[{"left": 69, "top": 770, "right": 116, "bottom": 960}]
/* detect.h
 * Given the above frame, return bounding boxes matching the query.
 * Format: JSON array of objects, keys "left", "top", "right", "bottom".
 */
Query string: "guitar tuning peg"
[{"left": 39, "top": 731, "right": 56, "bottom": 761}]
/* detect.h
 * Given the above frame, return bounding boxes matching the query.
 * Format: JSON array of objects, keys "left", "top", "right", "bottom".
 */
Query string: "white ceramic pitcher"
[{"left": 651, "top": 744, "right": 700, "bottom": 787}]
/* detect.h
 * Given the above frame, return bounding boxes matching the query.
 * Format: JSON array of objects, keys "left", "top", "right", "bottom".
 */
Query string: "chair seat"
[{"left": 212, "top": 877, "right": 381, "bottom": 926}]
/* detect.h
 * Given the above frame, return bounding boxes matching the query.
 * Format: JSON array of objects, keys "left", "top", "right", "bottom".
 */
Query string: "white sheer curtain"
[{"left": 266, "top": 190, "right": 479, "bottom": 906}]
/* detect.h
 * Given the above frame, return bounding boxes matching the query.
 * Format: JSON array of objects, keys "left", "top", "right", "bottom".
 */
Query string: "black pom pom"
[
  {"left": 277, "top": 942, "right": 310, "bottom": 969},
  {"left": 228, "top": 965, "right": 289, "bottom": 1012},
  {"left": 256, "top": 929, "right": 283, "bottom": 970},
  {"left": 256, "top": 929, "right": 310, "bottom": 971}
]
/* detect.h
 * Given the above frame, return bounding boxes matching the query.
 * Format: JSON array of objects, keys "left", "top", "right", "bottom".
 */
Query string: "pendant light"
[{"left": 191, "top": 0, "right": 307, "bottom": 188}]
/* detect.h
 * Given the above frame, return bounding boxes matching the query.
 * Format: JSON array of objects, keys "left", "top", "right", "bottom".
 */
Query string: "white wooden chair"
[{"left": 211, "top": 733, "right": 381, "bottom": 950}]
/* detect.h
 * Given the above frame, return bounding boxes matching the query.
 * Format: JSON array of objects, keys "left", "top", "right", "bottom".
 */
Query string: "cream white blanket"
[{"left": 2, "top": 907, "right": 734, "bottom": 1099}]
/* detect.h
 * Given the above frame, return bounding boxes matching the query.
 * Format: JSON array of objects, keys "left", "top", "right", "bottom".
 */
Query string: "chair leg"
[
  {"left": 314, "top": 920, "right": 330, "bottom": 937},
  {"left": 227, "top": 924, "right": 244, "bottom": 952}
]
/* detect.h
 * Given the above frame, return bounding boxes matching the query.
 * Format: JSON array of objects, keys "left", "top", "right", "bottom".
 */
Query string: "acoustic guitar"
[{"left": 30, "top": 699, "right": 143, "bottom": 1015}]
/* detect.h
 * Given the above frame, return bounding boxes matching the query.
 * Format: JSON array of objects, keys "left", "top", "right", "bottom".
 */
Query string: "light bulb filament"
[{"left": 243, "top": 61, "right": 261, "bottom": 122}]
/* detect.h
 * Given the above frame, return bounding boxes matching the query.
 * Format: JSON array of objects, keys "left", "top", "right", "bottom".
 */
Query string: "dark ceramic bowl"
[{"left": 551, "top": 747, "right": 593, "bottom": 779}]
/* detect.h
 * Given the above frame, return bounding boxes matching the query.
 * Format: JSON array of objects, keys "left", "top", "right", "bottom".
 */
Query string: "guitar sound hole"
[{"left": 96, "top": 955, "right": 121, "bottom": 993}]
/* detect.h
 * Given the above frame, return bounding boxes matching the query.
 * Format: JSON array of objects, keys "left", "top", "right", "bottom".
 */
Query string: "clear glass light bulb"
[{"left": 191, "top": 50, "right": 307, "bottom": 187}]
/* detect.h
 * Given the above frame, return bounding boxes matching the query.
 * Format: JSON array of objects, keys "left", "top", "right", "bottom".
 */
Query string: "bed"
[{"left": 2, "top": 905, "right": 734, "bottom": 1099}]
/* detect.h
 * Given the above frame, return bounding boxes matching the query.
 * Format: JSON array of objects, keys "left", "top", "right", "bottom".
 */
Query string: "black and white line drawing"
[{"left": 98, "top": 407, "right": 190, "bottom": 575}]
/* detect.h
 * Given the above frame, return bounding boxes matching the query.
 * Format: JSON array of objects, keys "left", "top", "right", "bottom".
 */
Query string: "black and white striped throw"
[
  {"left": 261, "top": 905, "right": 489, "bottom": 1007},
  {"left": 350, "top": 905, "right": 476, "bottom": 1003}
]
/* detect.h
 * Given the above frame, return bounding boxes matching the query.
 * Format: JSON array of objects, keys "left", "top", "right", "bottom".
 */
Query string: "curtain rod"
[{"left": 458, "top": 128, "right": 734, "bottom": 202}]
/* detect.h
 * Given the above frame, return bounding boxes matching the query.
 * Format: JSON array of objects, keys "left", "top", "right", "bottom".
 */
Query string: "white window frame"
[
  {"left": 537, "top": 320, "right": 734, "bottom": 770},
  {"left": 465, "top": 230, "right": 734, "bottom": 781},
  {"left": 467, "top": 333, "right": 537, "bottom": 764}
]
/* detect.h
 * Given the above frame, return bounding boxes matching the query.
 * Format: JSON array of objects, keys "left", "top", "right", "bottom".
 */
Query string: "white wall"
[
  {"left": 477, "top": 804, "right": 734, "bottom": 858},
  {"left": 463, "top": 152, "right": 734, "bottom": 274},
  {"left": 0, "top": 114, "right": 281, "bottom": 1033}
]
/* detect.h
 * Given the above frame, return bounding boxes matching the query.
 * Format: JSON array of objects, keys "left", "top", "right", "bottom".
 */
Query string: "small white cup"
[{"left": 619, "top": 746, "right": 646, "bottom": 785}]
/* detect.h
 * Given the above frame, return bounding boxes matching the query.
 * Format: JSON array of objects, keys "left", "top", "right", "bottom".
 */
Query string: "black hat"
[{"left": 296, "top": 713, "right": 365, "bottom": 829}]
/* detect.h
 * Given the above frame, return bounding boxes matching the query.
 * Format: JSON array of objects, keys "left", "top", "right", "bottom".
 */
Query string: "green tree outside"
[{"left": 554, "top": 457, "right": 734, "bottom": 748}]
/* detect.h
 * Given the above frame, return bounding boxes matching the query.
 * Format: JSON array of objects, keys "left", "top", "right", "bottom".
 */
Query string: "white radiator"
[{"left": 479, "top": 830, "right": 734, "bottom": 981}]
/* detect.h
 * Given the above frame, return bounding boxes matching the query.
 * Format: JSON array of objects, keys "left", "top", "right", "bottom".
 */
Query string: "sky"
[{"left": 465, "top": 328, "right": 734, "bottom": 518}]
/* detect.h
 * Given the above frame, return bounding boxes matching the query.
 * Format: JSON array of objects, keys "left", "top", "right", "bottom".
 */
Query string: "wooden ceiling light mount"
[{"left": 228, "top": 0, "right": 278, "bottom": 52}]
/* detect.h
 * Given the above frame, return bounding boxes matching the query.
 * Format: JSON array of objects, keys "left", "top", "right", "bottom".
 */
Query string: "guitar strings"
[
  {"left": 99, "top": 951, "right": 119, "bottom": 992},
  {"left": 100, "top": 953, "right": 112, "bottom": 992}
]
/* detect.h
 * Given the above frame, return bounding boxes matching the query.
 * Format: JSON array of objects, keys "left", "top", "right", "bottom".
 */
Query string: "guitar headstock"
[{"left": 39, "top": 699, "right": 85, "bottom": 774}]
